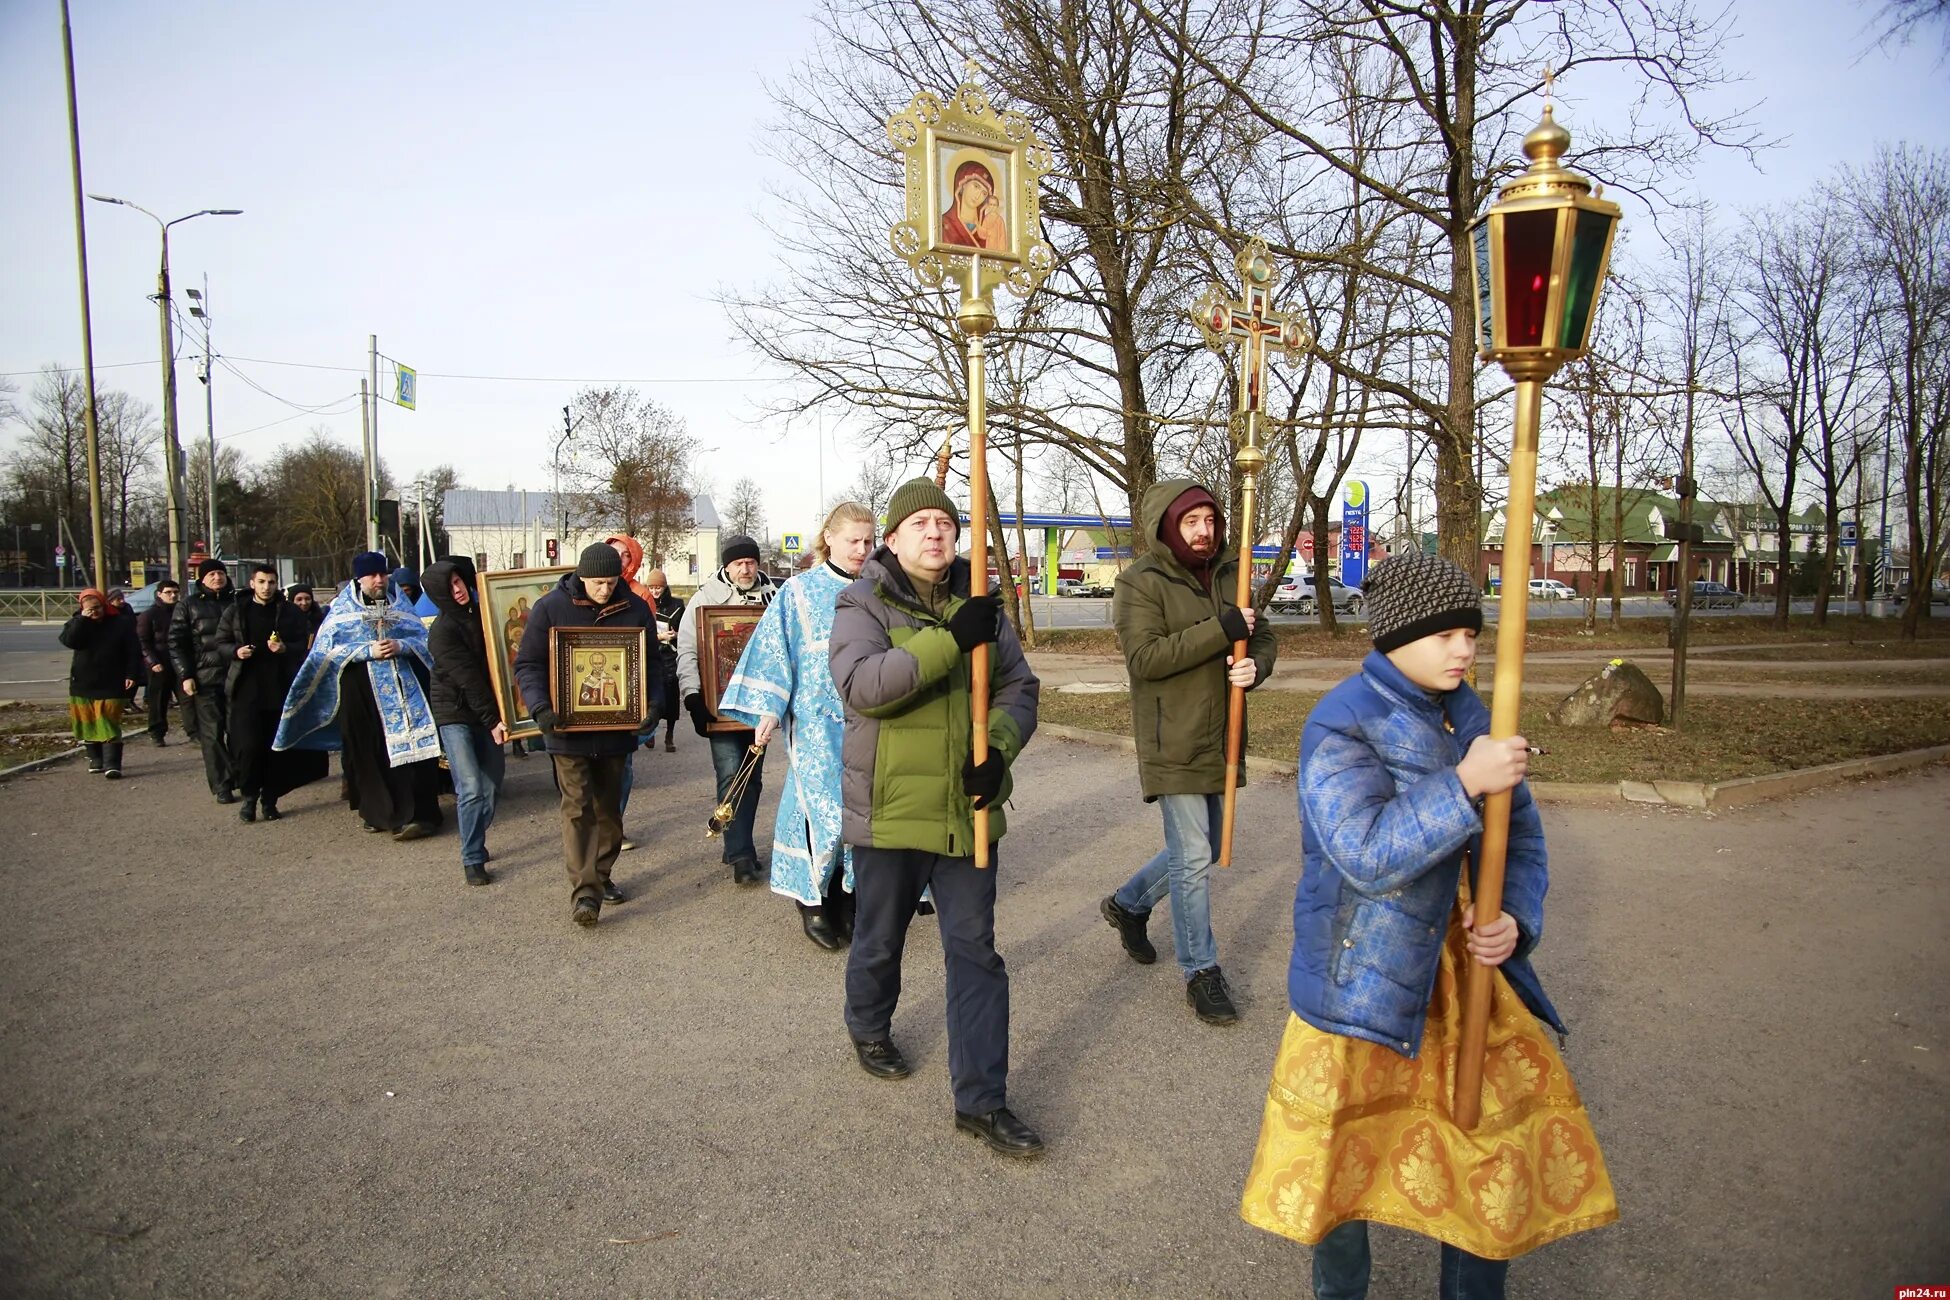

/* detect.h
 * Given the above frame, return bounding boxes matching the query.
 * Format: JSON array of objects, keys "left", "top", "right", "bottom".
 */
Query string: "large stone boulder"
[{"left": 1548, "top": 658, "right": 1666, "bottom": 728}]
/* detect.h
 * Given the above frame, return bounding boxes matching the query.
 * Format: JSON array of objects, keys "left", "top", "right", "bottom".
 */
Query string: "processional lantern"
[
  {"left": 886, "top": 63, "right": 1054, "bottom": 869},
  {"left": 1454, "top": 85, "right": 1620, "bottom": 1132}
]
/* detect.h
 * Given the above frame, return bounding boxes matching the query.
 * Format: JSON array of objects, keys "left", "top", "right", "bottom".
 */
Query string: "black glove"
[
  {"left": 685, "top": 692, "right": 713, "bottom": 737},
  {"left": 1217, "top": 605, "right": 1249, "bottom": 643},
  {"left": 946, "top": 595, "right": 1002, "bottom": 652},
  {"left": 532, "top": 706, "right": 558, "bottom": 737},
  {"left": 962, "top": 750, "right": 1006, "bottom": 811}
]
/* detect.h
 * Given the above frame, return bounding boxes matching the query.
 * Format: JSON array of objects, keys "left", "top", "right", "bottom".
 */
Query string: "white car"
[
  {"left": 1528, "top": 579, "right": 1578, "bottom": 601},
  {"left": 1272, "top": 575, "right": 1363, "bottom": 615}
]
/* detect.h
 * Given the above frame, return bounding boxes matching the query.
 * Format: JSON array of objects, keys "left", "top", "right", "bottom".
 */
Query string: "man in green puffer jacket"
[
  {"left": 829, "top": 478, "right": 1044, "bottom": 1158},
  {"left": 1100, "top": 478, "right": 1277, "bottom": 1026}
]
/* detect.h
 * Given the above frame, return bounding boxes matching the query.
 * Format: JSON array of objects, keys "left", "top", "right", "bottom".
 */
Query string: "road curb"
[
  {"left": 0, "top": 745, "right": 81, "bottom": 782},
  {"left": 1036, "top": 724, "right": 1950, "bottom": 810}
]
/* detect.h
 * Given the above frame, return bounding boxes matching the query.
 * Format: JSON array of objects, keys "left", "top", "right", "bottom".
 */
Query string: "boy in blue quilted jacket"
[{"left": 1239, "top": 553, "right": 1616, "bottom": 1300}]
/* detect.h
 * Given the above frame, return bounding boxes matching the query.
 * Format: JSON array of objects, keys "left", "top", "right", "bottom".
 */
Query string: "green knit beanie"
[{"left": 884, "top": 478, "right": 960, "bottom": 537}]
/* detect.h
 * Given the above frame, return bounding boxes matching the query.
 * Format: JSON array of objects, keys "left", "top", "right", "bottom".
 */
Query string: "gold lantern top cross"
[{"left": 1190, "top": 237, "right": 1312, "bottom": 431}]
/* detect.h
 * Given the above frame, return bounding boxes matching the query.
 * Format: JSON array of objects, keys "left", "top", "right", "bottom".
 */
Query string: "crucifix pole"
[{"left": 1190, "top": 238, "right": 1312, "bottom": 867}]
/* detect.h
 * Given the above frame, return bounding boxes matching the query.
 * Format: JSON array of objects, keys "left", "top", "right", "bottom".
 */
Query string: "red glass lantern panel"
[{"left": 1499, "top": 209, "right": 1559, "bottom": 348}]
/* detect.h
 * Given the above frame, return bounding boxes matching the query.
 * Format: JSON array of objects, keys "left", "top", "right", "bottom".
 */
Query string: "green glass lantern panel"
[
  {"left": 1559, "top": 208, "right": 1615, "bottom": 349},
  {"left": 1500, "top": 209, "right": 1558, "bottom": 348},
  {"left": 1471, "top": 222, "right": 1495, "bottom": 352}
]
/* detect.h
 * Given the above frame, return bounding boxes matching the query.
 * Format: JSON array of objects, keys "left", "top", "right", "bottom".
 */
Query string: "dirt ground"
[{"left": 1, "top": 735, "right": 1945, "bottom": 1299}]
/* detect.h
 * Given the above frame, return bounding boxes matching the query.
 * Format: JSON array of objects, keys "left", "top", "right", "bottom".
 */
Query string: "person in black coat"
[
  {"left": 423, "top": 558, "right": 505, "bottom": 887},
  {"left": 286, "top": 584, "right": 326, "bottom": 637},
  {"left": 513, "top": 545, "right": 662, "bottom": 927},
  {"left": 59, "top": 587, "right": 143, "bottom": 777},
  {"left": 216, "top": 564, "right": 313, "bottom": 822},
  {"left": 135, "top": 578, "right": 185, "bottom": 746},
  {"left": 170, "top": 558, "right": 238, "bottom": 803},
  {"left": 644, "top": 568, "right": 685, "bottom": 753}
]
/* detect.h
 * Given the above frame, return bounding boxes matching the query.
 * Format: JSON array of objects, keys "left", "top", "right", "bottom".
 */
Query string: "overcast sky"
[{"left": 2, "top": 0, "right": 1945, "bottom": 541}]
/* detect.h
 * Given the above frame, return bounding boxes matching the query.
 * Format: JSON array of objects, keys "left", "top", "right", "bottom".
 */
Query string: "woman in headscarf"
[
  {"left": 59, "top": 588, "right": 142, "bottom": 778},
  {"left": 717, "top": 502, "right": 876, "bottom": 949}
]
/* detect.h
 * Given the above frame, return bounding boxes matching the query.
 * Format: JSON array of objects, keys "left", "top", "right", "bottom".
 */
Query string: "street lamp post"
[
  {"left": 187, "top": 278, "right": 218, "bottom": 556},
  {"left": 1455, "top": 89, "right": 1621, "bottom": 1129},
  {"left": 87, "top": 196, "right": 241, "bottom": 578}
]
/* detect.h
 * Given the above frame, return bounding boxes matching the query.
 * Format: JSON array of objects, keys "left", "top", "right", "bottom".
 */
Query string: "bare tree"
[
  {"left": 724, "top": 477, "right": 766, "bottom": 539},
  {"left": 1138, "top": 0, "right": 1757, "bottom": 573},
  {"left": 1847, "top": 143, "right": 1950, "bottom": 636},
  {"left": 561, "top": 386, "right": 696, "bottom": 560},
  {"left": 250, "top": 429, "right": 392, "bottom": 584}
]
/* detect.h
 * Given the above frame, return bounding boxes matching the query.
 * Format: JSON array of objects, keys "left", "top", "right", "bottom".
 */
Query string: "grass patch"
[
  {"left": 0, "top": 701, "right": 70, "bottom": 738},
  {"left": 1034, "top": 614, "right": 1950, "bottom": 662},
  {"left": 1039, "top": 688, "right": 1950, "bottom": 784},
  {"left": 0, "top": 734, "right": 76, "bottom": 768}
]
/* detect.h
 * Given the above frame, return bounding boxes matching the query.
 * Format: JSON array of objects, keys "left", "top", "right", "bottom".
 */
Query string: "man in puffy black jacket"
[
  {"left": 216, "top": 563, "right": 312, "bottom": 822},
  {"left": 514, "top": 544, "right": 662, "bottom": 927},
  {"left": 170, "top": 558, "right": 238, "bottom": 803},
  {"left": 136, "top": 578, "right": 183, "bottom": 746},
  {"left": 423, "top": 558, "right": 505, "bottom": 887}
]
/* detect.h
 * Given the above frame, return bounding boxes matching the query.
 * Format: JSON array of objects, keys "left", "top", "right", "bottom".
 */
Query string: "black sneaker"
[
  {"left": 851, "top": 1038, "right": 911, "bottom": 1080},
  {"left": 215, "top": 789, "right": 240, "bottom": 805},
  {"left": 1100, "top": 896, "right": 1157, "bottom": 964},
  {"left": 464, "top": 863, "right": 492, "bottom": 887},
  {"left": 103, "top": 768, "right": 122, "bottom": 780},
  {"left": 1186, "top": 967, "right": 1239, "bottom": 1025}
]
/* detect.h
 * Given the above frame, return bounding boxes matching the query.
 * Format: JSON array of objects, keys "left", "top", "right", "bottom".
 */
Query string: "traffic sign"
[
  {"left": 782, "top": 533, "right": 803, "bottom": 555},
  {"left": 395, "top": 363, "right": 417, "bottom": 410},
  {"left": 1839, "top": 520, "right": 1859, "bottom": 548},
  {"left": 54, "top": 543, "right": 65, "bottom": 558}
]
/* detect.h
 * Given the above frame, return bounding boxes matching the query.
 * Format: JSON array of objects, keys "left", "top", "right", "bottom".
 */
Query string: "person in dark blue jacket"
[
  {"left": 1240, "top": 553, "right": 1616, "bottom": 1298},
  {"left": 513, "top": 544, "right": 661, "bottom": 927}
]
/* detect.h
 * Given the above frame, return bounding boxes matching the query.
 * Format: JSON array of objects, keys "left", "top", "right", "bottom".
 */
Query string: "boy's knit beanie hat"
[
  {"left": 576, "top": 543, "right": 624, "bottom": 579},
  {"left": 1365, "top": 553, "right": 1483, "bottom": 653},
  {"left": 884, "top": 479, "right": 960, "bottom": 537}
]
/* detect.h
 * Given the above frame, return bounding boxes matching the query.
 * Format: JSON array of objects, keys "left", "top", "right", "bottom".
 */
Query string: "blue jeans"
[
  {"left": 709, "top": 734, "right": 764, "bottom": 865},
  {"left": 1113, "top": 792, "right": 1222, "bottom": 978},
  {"left": 1311, "top": 1222, "right": 1508, "bottom": 1300},
  {"left": 438, "top": 723, "right": 504, "bottom": 870}
]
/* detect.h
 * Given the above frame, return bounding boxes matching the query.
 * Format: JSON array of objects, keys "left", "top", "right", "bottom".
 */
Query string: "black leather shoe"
[
  {"left": 464, "top": 864, "right": 492, "bottom": 887},
  {"left": 215, "top": 789, "right": 239, "bottom": 805},
  {"left": 1186, "top": 966, "right": 1239, "bottom": 1025},
  {"left": 572, "top": 899, "right": 600, "bottom": 928},
  {"left": 800, "top": 905, "right": 842, "bottom": 951},
  {"left": 238, "top": 797, "right": 257, "bottom": 823},
  {"left": 393, "top": 821, "right": 437, "bottom": 842},
  {"left": 852, "top": 1038, "right": 911, "bottom": 1080},
  {"left": 601, "top": 880, "right": 626, "bottom": 905},
  {"left": 954, "top": 1107, "right": 1045, "bottom": 1158},
  {"left": 260, "top": 801, "right": 282, "bottom": 821},
  {"left": 731, "top": 857, "right": 763, "bottom": 887},
  {"left": 1100, "top": 895, "right": 1157, "bottom": 964}
]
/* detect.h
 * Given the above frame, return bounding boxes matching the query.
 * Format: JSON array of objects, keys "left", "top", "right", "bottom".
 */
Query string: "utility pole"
[
  {"left": 361, "top": 377, "right": 377, "bottom": 551},
  {"left": 188, "top": 275, "right": 218, "bottom": 555},
  {"left": 59, "top": 0, "right": 108, "bottom": 591},
  {"left": 367, "top": 335, "right": 381, "bottom": 551}
]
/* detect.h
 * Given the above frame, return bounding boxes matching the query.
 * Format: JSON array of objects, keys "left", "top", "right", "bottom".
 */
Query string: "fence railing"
[{"left": 0, "top": 591, "right": 70, "bottom": 620}]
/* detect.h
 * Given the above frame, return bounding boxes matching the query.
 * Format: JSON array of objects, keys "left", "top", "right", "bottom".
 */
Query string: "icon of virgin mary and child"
[{"left": 940, "top": 155, "right": 1008, "bottom": 252}]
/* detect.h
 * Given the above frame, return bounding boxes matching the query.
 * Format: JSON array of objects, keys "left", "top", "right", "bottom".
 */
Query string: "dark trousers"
[
  {"left": 708, "top": 733, "right": 764, "bottom": 865},
  {"left": 1311, "top": 1221, "right": 1508, "bottom": 1300},
  {"left": 187, "top": 685, "right": 232, "bottom": 795},
  {"left": 552, "top": 754, "right": 627, "bottom": 904},
  {"left": 228, "top": 699, "right": 280, "bottom": 800},
  {"left": 844, "top": 845, "right": 1009, "bottom": 1115},
  {"left": 144, "top": 671, "right": 177, "bottom": 739}
]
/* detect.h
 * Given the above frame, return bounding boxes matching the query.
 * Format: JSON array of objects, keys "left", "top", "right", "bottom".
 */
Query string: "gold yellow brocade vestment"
[{"left": 1240, "top": 908, "right": 1618, "bottom": 1259}]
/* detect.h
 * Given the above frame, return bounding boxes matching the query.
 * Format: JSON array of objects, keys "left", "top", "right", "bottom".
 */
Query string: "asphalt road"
[{"left": 1, "top": 729, "right": 1945, "bottom": 1298}]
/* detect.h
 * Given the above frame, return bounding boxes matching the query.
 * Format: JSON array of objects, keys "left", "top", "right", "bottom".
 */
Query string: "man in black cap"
[
  {"left": 676, "top": 533, "right": 777, "bottom": 885},
  {"left": 514, "top": 543, "right": 660, "bottom": 928},
  {"left": 170, "top": 558, "right": 238, "bottom": 803},
  {"left": 136, "top": 577, "right": 182, "bottom": 746}
]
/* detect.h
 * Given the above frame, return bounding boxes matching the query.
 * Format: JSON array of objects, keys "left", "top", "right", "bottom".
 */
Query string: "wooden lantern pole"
[{"left": 961, "top": 259, "right": 996, "bottom": 868}]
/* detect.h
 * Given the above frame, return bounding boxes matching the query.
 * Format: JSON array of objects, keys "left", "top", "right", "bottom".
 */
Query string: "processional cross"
[{"left": 1188, "top": 237, "right": 1311, "bottom": 867}]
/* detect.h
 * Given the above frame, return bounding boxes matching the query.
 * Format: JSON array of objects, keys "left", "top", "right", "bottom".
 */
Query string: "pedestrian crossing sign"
[
  {"left": 782, "top": 533, "right": 803, "bottom": 555},
  {"left": 395, "top": 364, "right": 417, "bottom": 410}
]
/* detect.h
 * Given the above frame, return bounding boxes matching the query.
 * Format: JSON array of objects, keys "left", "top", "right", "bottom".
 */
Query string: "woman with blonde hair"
[{"left": 719, "top": 501, "right": 876, "bottom": 948}]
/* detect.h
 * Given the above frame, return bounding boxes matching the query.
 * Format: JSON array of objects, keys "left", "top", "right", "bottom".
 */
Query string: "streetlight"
[
  {"left": 87, "top": 195, "right": 242, "bottom": 578},
  {"left": 186, "top": 280, "right": 219, "bottom": 556},
  {"left": 1454, "top": 90, "right": 1621, "bottom": 1131}
]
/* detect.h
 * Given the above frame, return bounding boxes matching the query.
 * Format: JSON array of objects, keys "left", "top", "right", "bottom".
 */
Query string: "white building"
[{"left": 444, "top": 490, "right": 721, "bottom": 590}]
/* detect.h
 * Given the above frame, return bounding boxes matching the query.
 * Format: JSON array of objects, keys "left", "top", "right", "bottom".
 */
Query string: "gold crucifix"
[{"left": 1187, "top": 236, "right": 1311, "bottom": 867}]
